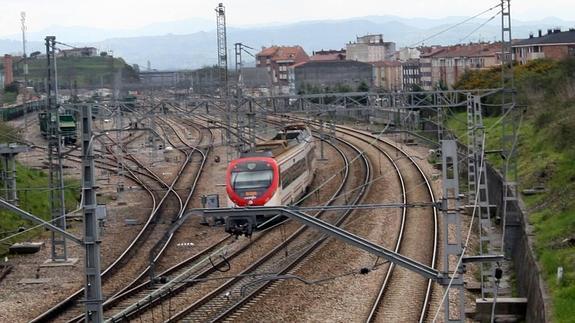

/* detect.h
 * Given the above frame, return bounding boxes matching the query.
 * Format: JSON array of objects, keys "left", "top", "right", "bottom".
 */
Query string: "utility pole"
[
  {"left": 500, "top": 0, "right": 519, "bottom": 257},
  {"left": 467, "top": 95, "right": 495, "bottom": 298},
  {"left": 216, "top": 3, "right": 233, "bottom": 161},
  {"left": 81, "top": 104, "right": 104, "bottom": 322},
  {"left": 215, "top": 3, "right": 228, "bottom": 93},
  {"left": 21, "top": 12, "right": 29, "bottom": 129},
  {"left": 441, "top": 139, "right": 465, "bottom": 322},
  {"left": 45, "top": 36, "right": 68, "bottom": 262}
]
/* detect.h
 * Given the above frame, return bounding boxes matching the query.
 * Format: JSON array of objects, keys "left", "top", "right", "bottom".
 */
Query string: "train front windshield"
[{"left": 231, "top": 170, "right": 273, "bottom": 190}]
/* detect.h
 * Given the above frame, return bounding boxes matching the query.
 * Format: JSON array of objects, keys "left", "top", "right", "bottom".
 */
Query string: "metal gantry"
[
  {"left": 500, "top": 0, "right": 519, "bottom": 257},
  {"left": 467, "top": 95, "right": 496, "bottom": 299},
  {"left": 215, "top": 2, "right": 228, "bottom": 92},
  {"left": 81, "top": 104, "right": 104, "bottom": 322},
  {"left": 0, "top": 144, "right": 29, "bottom": 206},
  {"left": 45, "top": 36, "right": 68, "bottom": 262},
  {"left": 440, "top": 140, "right": 465, "bottom": 322}
]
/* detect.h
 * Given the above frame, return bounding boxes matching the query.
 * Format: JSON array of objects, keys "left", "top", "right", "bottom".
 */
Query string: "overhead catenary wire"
[
  {"left": 457, "top": 10, "right": 502, "bottom": 44},
  {"left": 294, "top": 107, "right": 417, "bottom": 205},
  {"left": 0, "top": 202, "right": 83, "bottom": 244},
  {"left": 409, "top": 2, "right": 501, "bottom": 47}
]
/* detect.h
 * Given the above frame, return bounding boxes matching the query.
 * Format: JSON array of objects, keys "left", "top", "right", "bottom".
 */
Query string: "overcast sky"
[{"left": 1, "top": 0, "right": 574, "bottom": 36}]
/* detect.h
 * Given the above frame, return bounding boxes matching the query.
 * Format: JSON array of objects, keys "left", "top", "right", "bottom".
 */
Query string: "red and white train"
[{"left": 225, "top": 123, "right": 316, "bottom": 235}]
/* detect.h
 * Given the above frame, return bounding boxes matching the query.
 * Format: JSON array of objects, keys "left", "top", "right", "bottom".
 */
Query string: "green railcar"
[{"left": 38, "top": 112, "right": 77, "bottom": 144}]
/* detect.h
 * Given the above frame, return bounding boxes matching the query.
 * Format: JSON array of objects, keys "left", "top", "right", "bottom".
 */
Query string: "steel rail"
[
  {"left": 111, "top": 132, "right": 352, "bottom": 322},
  {"left": 168, "top": 134, "right": 370, "bottom": 322}
]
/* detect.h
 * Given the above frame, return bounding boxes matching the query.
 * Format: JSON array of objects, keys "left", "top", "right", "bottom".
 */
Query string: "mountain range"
[{"left": 1, "top": 15, "right": 573, "bottom": 70}]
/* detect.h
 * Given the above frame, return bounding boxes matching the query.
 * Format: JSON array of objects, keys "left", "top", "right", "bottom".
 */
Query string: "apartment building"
[
  {"left": 372, "top": 61, "right": 402, "bottom": 91},
  {"left": 425, "top": 42, "right": 500, "bottom": 89},
  {"left": 513, "top": 28, "right": 575, "bottom": 65},
  {"left": 256, "top": 46, "right": 310, "bottom": 95},
  {"left": 402, "top": 59, "right": 422, "bottom": 90},
  {"left": 294, "top": 60, "right": 372, "bottom": 92},
  {"left": 346, "top": 34, "right": 396, "bottom": 62}
]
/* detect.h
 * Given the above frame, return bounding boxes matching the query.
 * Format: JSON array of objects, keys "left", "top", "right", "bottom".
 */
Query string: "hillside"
[
  {"left": 2, "top": 56, "right": 139, "bottom": 89},
  {"left": 1, "top": 15, "right": 573, "bottom": 69},
  {"left": 453, "top": 58, "right": 575, "bottom": 321}
]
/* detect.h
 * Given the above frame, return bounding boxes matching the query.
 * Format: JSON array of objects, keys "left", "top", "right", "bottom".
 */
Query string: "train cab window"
[
  {"left": 231, "top": 170, "right": 274, "bottom": 190},
  {"left": 272, "top": 132, "right": 300, "bottom": 140}
]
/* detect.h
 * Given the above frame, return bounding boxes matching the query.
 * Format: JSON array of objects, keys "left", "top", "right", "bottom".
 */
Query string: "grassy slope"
[
  {"left": 452, "top": 58, "right": 575, "bottom": 322},
  {"left": 0, "top": 123, "right": 80, "bottom": 255}
]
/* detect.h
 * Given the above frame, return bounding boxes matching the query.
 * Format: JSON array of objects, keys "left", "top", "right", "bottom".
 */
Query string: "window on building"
[
  {"left": 569, "top": 46, "right": 575, "bottom": 57},
  {"left": 279, "top": 65, "right": 287, "bottom": 72}
]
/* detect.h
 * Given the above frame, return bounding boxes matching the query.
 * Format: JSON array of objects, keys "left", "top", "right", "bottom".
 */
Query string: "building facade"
[
  {"left": 398, "top": 47, "right": 421, "bottom": 61},
  {"left": 346, "top": 34, "right": 396, "bottom": 63},
  {"left": 402, "top": 59, "right": 422, "bottom": 90},
  {"left": 425, "top": 42, "right": 500, "bottom": 89},
  {"left": 513, "top": 28, "right": 575, "bottom": 65},
  {"left": 256, "top": 46, "right": 310, "bottom": 95},
  {"left": 239, "top": 67, "right": 272, "bottom": 97},
  {"left": 372, "top": 61, "right": 402, "bottom": 91},
  {"left": 60, "top": 47, "right": 98, "bottom": 58},
  {"left": 3, "top": 55, "right": 13, "bottom": 86},
  {"left": 419, "top": 47, "right": 444, "bottom": 90},
  {"left": 310, "top": 49, "right": 346, "bottom": 61},
  {"left": 294, "top": 60, "right": 372, "bottom": 92}
]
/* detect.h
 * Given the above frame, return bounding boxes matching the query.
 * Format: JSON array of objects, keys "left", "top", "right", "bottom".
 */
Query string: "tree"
[
  {"left": 4, "top": 82, "right": 18, "bottom": 93},
  {"left": 357, "top": 81, "right": 369, "bottom": 92},
  {"left": 100, "top": 51, "right": 108, "bottom": 57}
]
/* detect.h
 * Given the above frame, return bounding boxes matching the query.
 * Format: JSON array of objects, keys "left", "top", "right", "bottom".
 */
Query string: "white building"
[
  {"left": 346, "top": 34, "right": 396, "bottom": 62},
  {"left": 398, "top": 47, "right": 421, "bottom": 61}
]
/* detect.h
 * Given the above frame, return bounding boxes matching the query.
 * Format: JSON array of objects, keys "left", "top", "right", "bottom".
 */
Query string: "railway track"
[
  {"left": 95, "top": 131, "right": 354, "bottom": 322},
  {"left": 156, "top": 132, "right": 371, "bottom": 322},
  {"left": 31, "top": 114, "right": 211, "bottom": 322},
  {"left": 329, "top": 125, "right": 437, "bottom": 323},
  {"left": 30, "top": 107, "right": 437, "bottom": 322},
  {"left": 229, "top": 116, "right": 437, "bottom": 322}
]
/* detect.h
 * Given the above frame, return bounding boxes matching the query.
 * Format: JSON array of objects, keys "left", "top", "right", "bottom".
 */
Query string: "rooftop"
[
  {"left": 294, "top": 60, "right": 371, "bottom": 68},
  {"left": 422, "top": 43, "right": 500, "bottom": 58},
  {"left": 256, "top": 46, "right": 309, "bottom": 62},
  {"left": 514, "top": 28, "right": 575, "bottom": 46},
  {"left": 310, "top": 49, "right": 346, "bottom": 61}
]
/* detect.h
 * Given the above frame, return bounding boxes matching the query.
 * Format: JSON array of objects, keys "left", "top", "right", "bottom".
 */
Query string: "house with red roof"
[{"left": 256, "top": 46, "right": 310, "bottom": 95}]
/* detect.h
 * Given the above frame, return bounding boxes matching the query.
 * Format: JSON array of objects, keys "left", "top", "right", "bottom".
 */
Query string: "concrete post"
[{"left": 81, "top": 104, "right": 104, "bottom": 322}]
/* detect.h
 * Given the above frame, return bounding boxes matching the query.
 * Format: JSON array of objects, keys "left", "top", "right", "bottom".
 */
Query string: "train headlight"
[{"left": 248, "top": 200, "right": 253, "bottom": 205}]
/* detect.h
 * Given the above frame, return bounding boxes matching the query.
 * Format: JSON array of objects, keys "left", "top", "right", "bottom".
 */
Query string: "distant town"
[{"left": 1, "top": 26, "right": 575, "bottom": 105}]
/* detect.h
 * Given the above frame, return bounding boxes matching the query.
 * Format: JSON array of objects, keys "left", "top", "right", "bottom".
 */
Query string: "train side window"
[{"left": 281, "top": 158, "right": 307, "bottom": 188}]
